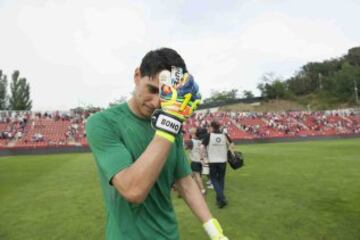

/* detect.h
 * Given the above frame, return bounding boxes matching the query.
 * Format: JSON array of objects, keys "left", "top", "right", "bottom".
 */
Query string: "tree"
[
  {"left": 202, "top": 88, "right": 239, "bottom": 104},
  {"left": 9, "top": 70, "right": 32, "bottom": 110},
  {"left": 346, "top": 47, "right": 360, "bottom": 66},
  {"left": 257, "top": 72, "right": 288, "bottom": 99},
  {"left": 109, "top": 96, "right": 127, "bottom": 107},
  {"left": 242, "top": 90, "right": 254, "bottom": 99},
  {"left": 287, "top": 59, "right": 343, "bottom": 95},
  {"left": 0, "top": 70, "right": 7, "bottom": 110},
  {"left": 255, "top": 45, "right": 360, "bottom": 105},
  {"left": 328, "top": 62, "right": 360, "bottom": 102},
  {"left": 272, "top": 80, "right": 287, "bottom": 99}
]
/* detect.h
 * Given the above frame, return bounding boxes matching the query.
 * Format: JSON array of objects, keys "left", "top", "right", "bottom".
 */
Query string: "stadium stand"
[
  {"left": 182, "top": 108, "right": 360, "bottom": 141},
  {"left": 1, "top": 108, "right": 360, "bottom": 149},
  {"left": 0, "top": 111, "right": 89, "bottom": 149}
]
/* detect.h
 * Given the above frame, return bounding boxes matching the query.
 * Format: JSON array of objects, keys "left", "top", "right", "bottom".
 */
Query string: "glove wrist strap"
[{"left": 151, "top": 110, "right": 182, "bottom": 142}]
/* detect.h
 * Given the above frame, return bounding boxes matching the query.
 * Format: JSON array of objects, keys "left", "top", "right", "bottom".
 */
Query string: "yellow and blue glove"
[
  {"left": 203, "top": 218, "right": 229, "bottom": 240},
  {"left": 151, "top": 67, "right": 201, "bottom": 142}
]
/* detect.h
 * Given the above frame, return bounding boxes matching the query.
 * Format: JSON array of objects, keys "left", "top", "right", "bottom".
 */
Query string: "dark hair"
[
  {"left": 210, "top": 121, "right": 220, "bottom": 132},
  {"left": 196, "top": 127, "right": 207, "bottom": 140},
  {"left": 139, "top": 48, "right": 187, "bottom": 78}
]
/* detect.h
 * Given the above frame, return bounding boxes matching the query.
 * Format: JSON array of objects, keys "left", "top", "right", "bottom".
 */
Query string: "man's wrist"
[
  {"left": 155, "top": 130, "right": 175, "bottom": 143},
  {"left": 203, "top": 218, "right": 227, "bottom": 240},
  {"left": 151, "top": 109, "right": 183, "bottom": 136}
]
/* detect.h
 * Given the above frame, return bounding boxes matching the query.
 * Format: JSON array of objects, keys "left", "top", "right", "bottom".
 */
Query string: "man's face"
[{"left": 133, "top": 69, "right": 161, "bottom": 118}]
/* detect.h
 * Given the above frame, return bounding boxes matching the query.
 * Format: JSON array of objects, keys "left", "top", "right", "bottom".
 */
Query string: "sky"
[{"left": 0, "top": 0, "right": 359, "bottom": 111}]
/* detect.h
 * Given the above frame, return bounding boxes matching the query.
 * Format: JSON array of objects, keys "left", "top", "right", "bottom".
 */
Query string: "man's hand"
[
  {"left": 159, "top": 67, "right": 201, "bottom": 120},
  {"left": 203, "top": 218, "right": 229, "bottom": 240},
  {"left": 151, "top": 67, "right": 201, "bottom": 142}
]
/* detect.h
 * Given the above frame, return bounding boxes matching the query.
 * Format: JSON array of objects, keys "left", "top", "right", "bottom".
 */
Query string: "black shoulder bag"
[{"left": 227, "top": 150, "right": 244, "bottom": 170}]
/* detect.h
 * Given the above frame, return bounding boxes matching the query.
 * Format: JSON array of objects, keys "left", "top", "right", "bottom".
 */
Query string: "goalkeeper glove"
[
  {"left": 203, "top": 218, "right": 229, "bottom": 240},
  {"left": 160, "top": 67, "right": 201, "bottom": 120},
  {"left": 151, "top": 67, "right": 201, "bottom": 142}
]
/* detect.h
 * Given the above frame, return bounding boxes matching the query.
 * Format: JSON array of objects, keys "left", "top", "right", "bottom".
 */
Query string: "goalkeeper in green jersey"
[{"left": 86, "top": 48, "right": 228, "bottom": 240}]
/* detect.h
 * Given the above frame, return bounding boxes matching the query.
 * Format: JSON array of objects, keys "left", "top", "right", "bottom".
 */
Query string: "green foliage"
[
  {"left": 0, "top": 70, "right": 7, "bottom": 110},
  {"left": 257, "top": 46, "right": 360, "bottom": 107},
  {"left": 329, "top": 62, "right": 360, "bottom": 102},
  {"left": 203, "top": 88, "right": 239, "bottom": 104},
  {"left": 257, "top": 72, "right": 289, "bottom": 99},
  {"left": 242, "top": 90, "right": 254, "bottom": 99},
  {"left": 71, "top": 105, "right": 102, "bottom": 113},
  {"left": 9, "top": 70, "right": 32, "bottom": 110},
  {"left": 296, "top": 92, "right": 344, "bottom": 110},
  {"left": 346, "top": 47, "right": 360, "bottom": 66}
]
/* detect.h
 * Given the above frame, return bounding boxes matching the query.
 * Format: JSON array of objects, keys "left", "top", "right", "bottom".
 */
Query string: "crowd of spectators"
[
  {"left": 184, "top": 108, "right": 360, "bottom": 140},
  {"left": 0, "top": 110, "right": 92, "bottom": 148},
  {"left": 1, "top": 108, "right": 360, "bottom": 148},
  {"left": 0, "top": 112, "right": 29, "bottom": 143}
]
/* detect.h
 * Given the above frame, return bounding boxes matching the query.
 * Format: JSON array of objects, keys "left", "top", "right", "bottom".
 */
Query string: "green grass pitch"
[{"left": 1, "top": 138, "right": 359, "bottom": 240}]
